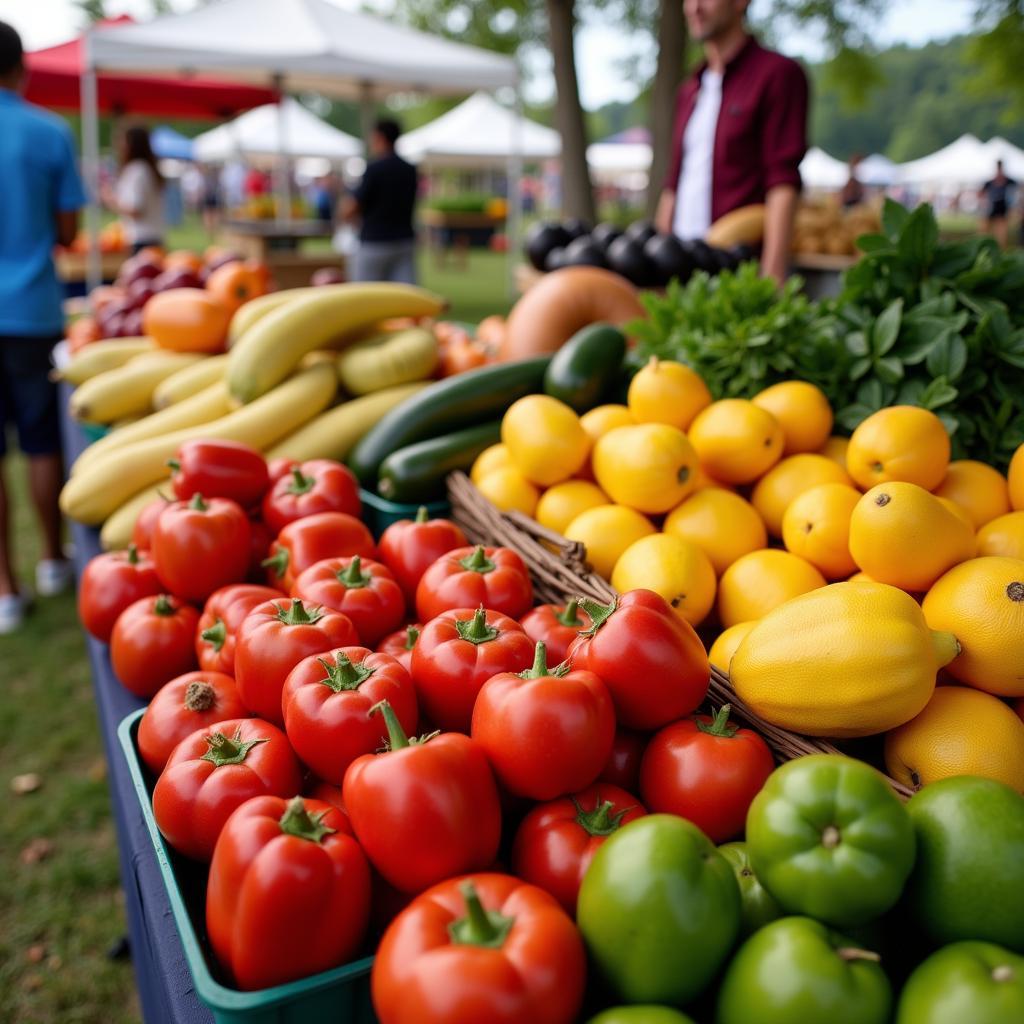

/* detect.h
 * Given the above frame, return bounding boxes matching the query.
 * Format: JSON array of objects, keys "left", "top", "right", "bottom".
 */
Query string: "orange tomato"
[
  {"left": 67, "top": 316, "right": 102, "bottom": 352},
  {"left": 205, "top": 260, "right": 269, "bottom": 314},
  {"left": 439, "top": 337, "right": 488, "bottom": 376},
  {"left": 476, "top": 315, "right": 508, "bottom": 351},
  {"left": 135, "top": 245, "right": 165, "bottom": 264},
  {"left": 142, "top": 288, "right": 231, "bottom": 354}
]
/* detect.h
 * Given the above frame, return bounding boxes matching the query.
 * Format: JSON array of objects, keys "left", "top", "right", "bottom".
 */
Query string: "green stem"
[
  {"left": 455, "top": 607, "right": 499, "bottom": 645},
  {"left": 154, "top": 594, "right": 175, "bottom": 617},
  {"left": 166, "top": 458, "right": 180, "bottom": 472},
  {"left": 189, "top": 492, "right": 208, "bottom": 512},
  {"left": 286, "top": 467, "right": 315, "bottom": 495},
  {"left": 555, "top": 598, "right": 583, "bottom": 627},
  {"left": 415, "top": 506, "right": 429, "bottom": 523},
  {"left": 200, "top": 727, "right": 267, "bottom": 767},
  {"left": 517, "top": 642, "right": 568, "bottom": 679},
  {"left": 404, "top": 625, "right": 420, "bottom": 650},
  {"left": 200, "top": 618, "right": 227, "bottom": 653},
  {"left": 447, "top": 881, "right": 514, "bottom": 949},
  {"left": 578, "top": 596, "right": 617, "bottom": 636},
  {"left": 126, "top": 543, "right": 140, "bottom": 566},
  {"left": 336, "top": 556, "right": 370, "bottom": 589},
  {"left": 369, "top": 699, "right": 410, "bottom": 750},
  {"left": 458, "top": 545, "right": 495, "bottom": 574},
  {"left": 261, "top": 547, "right": 289, "bottom": 580},
  {"left": 696, "top": 704, "right": 738, "bottom": 738},
  {"left": 184, "top": 680, "right": 216, "bottom": 712},
  {"left": 278, "top": 796, "right": 336, "bottom": 843},
  {"left": 319, "top": 654, "right": 374, "bottom": 692},
  {"left": 276, "top": 598, "right": 323, "bottom": 626},
  {"left": 574, "top": 797, "right": 628, "bottom": 837}
]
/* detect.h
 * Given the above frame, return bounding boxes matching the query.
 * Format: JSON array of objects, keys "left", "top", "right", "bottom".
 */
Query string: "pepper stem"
[
  {"left": 458, "top": 545, "right": 495, "bottom": 574},
  {"left": 337, "top": 556, "right": 370, "bottom": 589},
  {"left": 319, "top": 654, "right": 374, "bottom": 692},
  {"left": 200, "top": 619, "right": 227, "bottom": 653},
  {"left": 447, "top": 881, "right": 514, "bottom": 949},
  {"left": 279, "top": 796, "right": 336, "bottom": 843},
  {"left": 369, "top": 699, "right": 410, "bottom": 750},
  {"left": 154, "top": 594, "right": 175, "bottom": 617},
  {"left": 189, "top": 492, "right": 208, "bottom": 512},
  {"left": 574, "top": 797, "right": 628, "bottom": 837},
  {"left": 696, "top": 704, "right": 738, "bottom": 738},
  {"left": 556, "top": 598, "right": 583, "bottom": 627},
  {"left": 184, "top": 680, "right": 216, "bottom": 712},
  {"left": 276, "top": 598, "right": 324, "bottom": 626},
  {"left": 200, "top": 727, "right": 267, "bottom": 767},
  {"left": 578, "top": 596, "right": 617, "bottom": 636},
  {"left": 405, "top": 625, "right": 420, "bottom": 650},
  {"left": 415, "top": 506, "right": 429, "bottom": 523},
  {"left": 166, "top": 458, "right": 180, "bottom": 472},
  {"left": 455, "top": 607, "right": 499, "bottom": 645},
  {"left": 517, "top": 642, "right": 569, "bottom": 679},
  {"left": 127, "top": 543, "right": 140, "bottom": 566},
  {"left": 287, "top": 467, "right": 315, "bottom": 495},
  {"left": 261, "top": 547, "right": 289, "bottom": 580}
]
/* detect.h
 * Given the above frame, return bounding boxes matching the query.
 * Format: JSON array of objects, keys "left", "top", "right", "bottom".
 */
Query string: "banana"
[
  {"left": 152, "top": 354, "right": 228, "bottom": 409},
  {"left": 227, "top": 288, "right": 316, "bottom": 345},
  {"left": 52, "top": 337, "right": 155, "bottom": 385},
  {"left": 61, "top": 363, "right": 337, "bottom": 525},
  {"left": 99, "top": 483, "right": 170, "bottom": 551},
  {"left": 227, "top": 283, "right": 444, "bottom": 403},
  {"left": 336, "top": 327, "right": 438, "bottom": 396}
]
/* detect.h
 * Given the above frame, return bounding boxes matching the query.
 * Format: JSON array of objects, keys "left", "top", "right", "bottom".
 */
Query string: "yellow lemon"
[
  {"left": 717, "top": 549, "right": 826, "bottom": 627},
  {"left": 475, "top": 467, "right": 539, "bottom": 516},
  {"left": 708, "top": 620, "right": 756, "bottom": 672},
  {"left": 564, "top": 504, "right": 656, "bottom": 580},
  {"left": 752, "top": 380, "right": 833, "bottom": 454},
  {"left": 922, "top": 555, "right": 1024, "bottom": 697},
  {"left": 471, "top": 443, "right": 512, "bottom": 484},
  {"left": 846, "top": 405, "right": 951, "bottom": 491},
  {"left": 580, "top": 404, "right": 634, "bottom": 446},
  {"left": 977, "top": 511, "right": 1024, "bottom": 559},
  {"left": 933, "top": 460, "right": 1010, "bottom": 528},
  {"left": 502, "top": 394, "right": 590, "bottom": 486},
  {"left": 782, "top": 482, "right": 861, "bottom": 580},
  {"left": 820, "top": 435, "right": 849, "bottom": 471},
  {"left": 627, "top": 356, "right": 712, "bottom": 431},
  {"left": 849, "top": 482, "right": 976, "bottom": 592},
  {"left": 535, "top": 480, "right": 608, "bottom": 536},
  {"left": 885, "top": 685, "right": 1024, "bottom": 792},
  {"left": 611, "top": 533, "right": 717, "bottom": 627},
  {"left": 593, "top": 423, "right": 698, "bottom": 514},
  {"left": 1011, "top": 443, "right": 1024, "bottom": 510},
  {"left": 687, "top": 399, "right": 784, "bottom": 484},
  {"left": 664, "top": 488, "right": 767, "bottom": 575},
  {"left": 751, "top": 453, "right": 853, "bottom": 538},
  {"left": 935, "top": 496, "right": 976, "bottom": 531}
]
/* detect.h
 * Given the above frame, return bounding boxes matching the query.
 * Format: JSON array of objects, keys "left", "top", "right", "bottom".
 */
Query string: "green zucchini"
[
  {"left": 543, "top": 322, "right": 627, "bottom": 412},
  {"left": 348, "top": 356, "right": 549, "bottom": 486},
  {"left": 377, "top": 421, "right": 502, "bottom": 503}
]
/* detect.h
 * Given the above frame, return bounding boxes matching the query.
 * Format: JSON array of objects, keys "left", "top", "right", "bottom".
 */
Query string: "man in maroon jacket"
[{"left": 654, "top": 0, "right": 809, "bottom": 282}]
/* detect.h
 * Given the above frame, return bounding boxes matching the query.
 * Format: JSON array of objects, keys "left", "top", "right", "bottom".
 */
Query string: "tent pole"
[
  {"left": 359, "top": 81, "right": 375, "bottom": 156},
  {"left": 81, "top": 31, "right": 102, "bottom": 293},
  {"left": 273, "top": 76, "right": 292, "bottom": 225},
  {"left": 507, "top": 79, "right": 524, "bottom": 299}
]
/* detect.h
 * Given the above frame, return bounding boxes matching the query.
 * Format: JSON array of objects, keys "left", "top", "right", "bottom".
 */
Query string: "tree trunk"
[
  {"left": 646, "top": 0, "right": 688, "bottom": 217},
  {"left": 546, "top": 0, "right": 597, "bottom": 223}
]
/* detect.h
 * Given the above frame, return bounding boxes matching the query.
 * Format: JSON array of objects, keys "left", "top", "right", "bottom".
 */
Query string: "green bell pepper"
[
  {"left": 896, "top": 941, "right": 1024, "bottom": 1024},
  {"left": 587, "top": 1008, "right": 696, "bottom": 1024},
  {"left": 716, "top": 916, "right": 891, "bottom": 1024},
  {"left": 746, "top": 754, "right": 915, "bottom": 927},
  {"left": 718, "top": 841, "right": 783, "bottom": 937},
  {"left": 578, "top": 814, "right": 741, "bottom": 1006}
]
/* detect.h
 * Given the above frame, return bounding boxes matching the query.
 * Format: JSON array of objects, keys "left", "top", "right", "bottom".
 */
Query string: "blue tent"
[{"left": 151, "top": 125, "right": 194, "bottom": 161}]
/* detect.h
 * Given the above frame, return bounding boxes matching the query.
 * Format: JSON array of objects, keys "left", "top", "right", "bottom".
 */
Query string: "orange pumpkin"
[
  {"left": 205, "top": 260, "right": 269, "bottom": 314},
  {"left": 142, "top": 289, "right": 231, "bottom": 353}
]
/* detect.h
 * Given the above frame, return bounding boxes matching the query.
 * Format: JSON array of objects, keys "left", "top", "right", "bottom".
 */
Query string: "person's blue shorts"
[{"left": 0, "top": 335, "right": 62, "bottom": 458}]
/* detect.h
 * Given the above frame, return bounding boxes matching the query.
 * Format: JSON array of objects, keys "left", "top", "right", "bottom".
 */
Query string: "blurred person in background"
[
  {"left": 201, "top": 164, "right": 223, "bottom": 235},
  {"left": 841, "top": 155, "right": 865, "bottom": 209},
  {"left": 102, "top": 125, "right": 166, "bottom": 252},
  {"left": 0, "top": 20, "right": 86, "bottom": 633},
  {"left": 980, "top": 159, "right": 1016, "bottom": 249}
]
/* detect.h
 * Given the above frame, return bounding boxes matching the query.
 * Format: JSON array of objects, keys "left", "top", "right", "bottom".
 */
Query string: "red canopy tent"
[{"left": 24, "top": 16, "right": 277, "bottom": 119}]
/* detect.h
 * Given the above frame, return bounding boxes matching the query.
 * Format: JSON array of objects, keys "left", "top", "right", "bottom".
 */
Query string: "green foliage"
[
  {"left": 968, "top": 9, "right": 1024, "bottom": 118},
  {"left": 423, "top": 193, "right": 494, "bottom": 212}
]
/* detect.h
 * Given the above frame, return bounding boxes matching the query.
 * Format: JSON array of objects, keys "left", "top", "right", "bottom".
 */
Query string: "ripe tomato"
[
  {"left": 640, "top": 704, "right": 775, "bottom": 843},
  {"left": 472, "top": 642, "right": 615, "bottom": 800},
  {"left": 372, "top": 873, "right": 586, "bottom": 1024},
  {"left": 196, "top": 584, "right": 282, "bottom": 675},
  {"left": 207, "top": 795, "right": 370, "bottom": 991},
  {"left": 377, "top": 508, "right": 468, "bottom": 602},
  {"left": 343, "top": 700, "right": 502, "bottom": 894},
  {"left": 204, "top": 259, "right": 268, "bottom": 315},
  {"left": 263, "top": 511, "right": 377, "bottom": 591},
  {"left": 143, "top": 288, "right": 230, "bottom": 353},
  {"left": 511, "top": 783, "right": 647, "bottom": 914},
  {"left": 233, "top": 598, "right": 359, "bottom": 725},
  {"left": 246, "top": 517, "right": 273, "bottom": 581},
  {"left": 110, "top": 594, "right": 200, "bottom": 698},
  {"left": 282, "top": 646, "right": 418, "bottom": 784},
  {"left": 78, "top": 544, "right": 161, "bottom": 642},
  {"left": 152, "top": 717, "right": 302, "bottom": 861},
  {"left": 377, "top": 624, "right": 421, "bottom": 673},
  {"left": 520, "top": 598, "right": 593, "bottom": 666},
  {"left": 291, "top": 555, "right": 405, "bottom": 647},
  {"left": 261, "top": 459, "right": 361, "bottom": 534},
  {"left": 266, "top": 457, "right": 295, "bottom": 484},
  {"left": 415, "top": 545, "right": 533, "bottom": 622},
  {"left": 152, "top": 495, "right": 251, "bottom": 603},
  {"left": 568, "top": 590, "right": 710, "bottom": 730},
  {"left": 169, "top": 440, "right": 269, "bottom": 508},
  {"left": 132, "top": 494, "right": 171, "bottom": 550},
  {"left": 411, "top": 607, "right": 534, "bottom": 733},
  {"left": 597, "top": 727, "right": 648, "bottom": 793},
  {"left": 137, "top": 670, "right": 248, "bottom": 774},
  {"left": 305, "top": 778, "right": 346, "bottom": 812}
]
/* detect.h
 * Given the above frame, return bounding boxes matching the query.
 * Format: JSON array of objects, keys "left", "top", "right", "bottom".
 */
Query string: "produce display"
[{"left": 63, "top": 202, "right": 1024, "bottom": 1023}]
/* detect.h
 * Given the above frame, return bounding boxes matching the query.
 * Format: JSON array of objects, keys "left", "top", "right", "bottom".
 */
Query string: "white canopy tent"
[
  {"left": 984, "top": 137, "right": 1024, "bottom": 180},
  {"left": 587, "top": 142, "right": 653, "bottom": 190},
  {"left": 799, "top": 147, "right": 849, "bottom": 190},
  {"left": 857, "top": 153, "right": 898, "bottom": 187},
  {"left": 895, "top": 134, "right": 991, "bottom": 189},
  {"left": 193, "top": 98, "right": 361, "bottom": 163},
  {"left": 80, "top": 0, "right": 519, "bottom": 286},
  {"left": 397, "top": 92, "right": 559, "bottom": 167}
]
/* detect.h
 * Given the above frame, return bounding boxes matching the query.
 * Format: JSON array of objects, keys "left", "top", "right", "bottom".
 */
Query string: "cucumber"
[
  {"left": 543, "top": 323, "right": 627, "bottom": 412},
  {"left": 348, "top": 356, "right": 550, "bottom": 486},
  {"left": 377, "top": 421, "right": 502, "bottom": 503}
]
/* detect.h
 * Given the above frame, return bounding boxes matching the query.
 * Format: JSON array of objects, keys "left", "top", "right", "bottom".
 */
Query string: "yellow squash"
[
  {"left": 731, "top": 579, "right": 959, "bottom": 737},
  {"left": 335, "top": 327, "right": 438, "bottom": 396}
]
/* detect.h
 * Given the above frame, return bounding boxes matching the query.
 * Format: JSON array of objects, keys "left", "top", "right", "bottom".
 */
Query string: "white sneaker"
[
  {"left": 36, "top": 559, "right": 75, "bottom": 597},
  {"left": 0, "top": 593, "right": 28, "bottom": 635}
]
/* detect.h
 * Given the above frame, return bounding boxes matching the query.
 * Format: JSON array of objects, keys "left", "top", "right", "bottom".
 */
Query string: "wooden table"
[{"left": 218, "top": 220, "right": 343, "bottom": 289}]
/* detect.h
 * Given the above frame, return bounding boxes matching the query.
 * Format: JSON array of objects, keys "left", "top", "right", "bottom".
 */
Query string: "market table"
[{"left": 59, "top": 383, "right": 213, "bottom": 1024}]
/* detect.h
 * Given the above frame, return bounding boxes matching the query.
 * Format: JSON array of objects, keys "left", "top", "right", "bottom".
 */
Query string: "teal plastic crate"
[
  {"left": 358, "top": 488, "right": 448, "bottom": 534},
  {"left": 117, "top": 709, "right": 376, "bottom": 1024},
  {"left": 80, "top": 421, "right": 111, "bottom": 444}
]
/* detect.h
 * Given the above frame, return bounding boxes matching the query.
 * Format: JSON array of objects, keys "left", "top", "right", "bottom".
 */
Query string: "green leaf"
[
  {"left": 898, "top": 205, "right": 939, "bottom": 270},
  {"left": 872, "top": 299, "right": 903, "bottom": 356},
  {"left": 856, "top": 234, "right": 895, "bottom": 255},
  {"left": 882, "top": 198, "right": 911, "bottom": 241},
  {"left": 920, "top": 378, "right": 959, "bottom": 410},
  {"left": 874, "top": 356, "right": 905, "bottom": 384},
  {"left": 926, "top": 334, "right": 968, "bottom": 381},
  {"left": 845, "top": 331, "right": 870, "bottom": 357},
  {"left": 837, "top": 403, "right": 875, "bottom": 431},
  {"left": 850, "top": 357, "right": 872, "bottom": 380}
]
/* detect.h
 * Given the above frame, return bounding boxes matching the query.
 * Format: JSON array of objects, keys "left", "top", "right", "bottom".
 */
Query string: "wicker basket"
[{"left": 447, "top": 471, "right": 913, "bottom": 800}]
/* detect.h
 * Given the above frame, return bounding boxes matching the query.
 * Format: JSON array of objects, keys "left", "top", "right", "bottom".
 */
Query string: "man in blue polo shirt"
[{"left": 0, "top": 21, "right": 87, "bottom": 634}]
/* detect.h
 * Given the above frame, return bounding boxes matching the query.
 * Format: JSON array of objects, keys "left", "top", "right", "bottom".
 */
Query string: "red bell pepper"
[
  {"left": 371, "top": 873, "right": 586, "bottom": 1024},
  {"left": 410, "top": 606, "right": 534, "bottom": 733},
  {"left": 376, "top": 624, "right": 421, "bottom": 673},
  {"left": 78, "top": 544, "right": 161, "bottom": 642},
  {"left": 261, "top": 459, "right": 361, "bottom": 533},
  {"left": 168, "top": 439, "right": 269, "bottom": 508},
  {"left": 263, "top": 511, "right": 377, "bottom": 591},
  {"left": 207, "top": 796, "right": 370, "bottom": 990},
  {"left": 471, "top": 642, "right": 615, "bottom": 800},
  {"left": 520, "top": 599, "right": 593, "bottom": 666},
  {"left": 343, "top": 700, "right": 502, "bottom": 894},
  {"left": 195, "top": 583, "right": 283, "bottom": 675},
  {"left": 568, "top": 589, "right": 710, "bottom": 730},
  {"left": 377, "top": 507, "right": 468, "bottom": 602},
  {"left": 597, "top": 727, "right": 648, "bottom": 793},
  {"left": 415, "top": 544, "right": 533, "bottom": 622}
]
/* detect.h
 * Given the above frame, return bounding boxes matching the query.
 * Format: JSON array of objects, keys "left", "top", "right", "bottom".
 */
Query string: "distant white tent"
[
  {"left": 799, "top": 147, "right": 849, "bottom": 189},
  {"left": 984, "top": 137, "right": 1024, "bottom": 181},
  {"left": 895, "top": 134, "right": 992, "bottom": 188},
  {"left": 857, "top": 154, "right": 898, "bottom": 187},
  {"left": 587, "top": 141, "right": 652, "bottom": 190},
  {"left": 193, "top": 98, "right": 361, "bottom": 162},
  {"left": 396, "top": 92, "right": 560, "bottom": 167}
]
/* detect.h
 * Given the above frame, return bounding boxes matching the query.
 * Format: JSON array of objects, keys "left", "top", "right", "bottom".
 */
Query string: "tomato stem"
[
  {"left": 200, "top": 727, "right": 267, "bottom": 767},
  {"left": 154, "top": 594, "right": 175, "bottom": 617},
  {"left": 287, "top": 467, "right": 316, "bottom": 495},
  {"left": 200, "top": 618, "right": 227, "bottom": 653},
  {"left": 556, "top": 598, "right": 583, "bottom": 627},
  {"left": 261, "top": 547, "right": 289, "bottom": 580},
  {"left": 404, "top": 626, "right": 420, "bottom": 650},
  {"left": 278, "top": 796, "right": 336, "bottom": 843},
  {"left": 166, "top": 458, "right": 180, "bottom": 472},
  {"left": 276, "top": 598, "right": 324, "bottom": 626},
  {"left": 189, "top": 492, "right": 208, "bottom": 512},
  {"left": 319, "top": 653, "right": 374, "bottom": 692},
  {"left": 447, "top": 881, "right": 514, "bottom": 949},
  {"left": 517, "top": 642, "right": 569, "bottom": 679},
  {"left": 574, "top": 797, "right": 628, "bottom": 836},
  {"left": 184, "top": 680, "right": 216, "bottom": 712},
  {"left": 336, "top": 556, "right": 370, "bottom": 589},
  {"left": 696, "top": 704, "right": 739, "bottom": 738},
  {"left": 455, "top": 607, "right": 499, "bottom": 645},
  {"left": 127, "top": 543, "right": 140, "bottom": 566},
  {"left": 459, "top": 545, "right": 495, "bottom": 574},
  {"left": 415, "top": 506, "right": 429, "bottom": 523},
  {"left": 578, "top": 596, "right": 617, "bottom": 635}
]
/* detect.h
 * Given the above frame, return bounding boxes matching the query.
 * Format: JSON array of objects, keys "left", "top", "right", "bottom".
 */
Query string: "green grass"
[{"left": 0, "top": 455, "right": 139, "bottom": 1024}]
